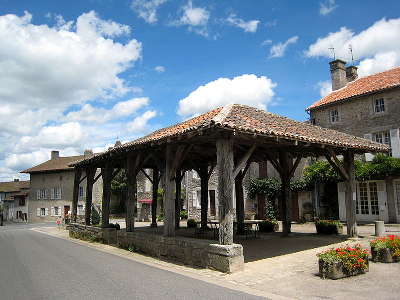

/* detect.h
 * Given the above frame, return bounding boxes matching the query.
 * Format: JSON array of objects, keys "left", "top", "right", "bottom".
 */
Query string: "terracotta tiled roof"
[
  {"left": 0, "top": 180, "right": 29, "bottom": 193},
  {"left": 72, "top": 104, "right": 388, "bottom": 167},
  {"left": 308, "top": 66, "right": 400, "bottom": 110},
  {"left": 21, "top": 155, "right": 87, "bottom": 174}
]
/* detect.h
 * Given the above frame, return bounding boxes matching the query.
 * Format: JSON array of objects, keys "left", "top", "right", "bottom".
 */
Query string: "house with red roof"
[{"left": 308, "top": 59, "right": 400, "bottom": 223}]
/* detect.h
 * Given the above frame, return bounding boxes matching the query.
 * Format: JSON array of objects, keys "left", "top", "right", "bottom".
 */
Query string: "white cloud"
[
  {"left": 269, "top": 36, "right": 299, "bottom": 58},
  {"left": 177, "top": 74, "right": 277, "bottom": 117},
  {"left": 130, "top": 0, "right": 167, "bottom": 24},
  {"left": 127, "top": 110, "right": 158, "bottom": 133},
  {"left": 154, "top": 65, "right": 166, "bottom": 73},
  {"left": 65, "top": 97, "right": 149, "bottom": 123},
  {"left": 316, "top": 80, "right": 332, "bottom": 97},
  {"left": 172, "top": 0, "right": 210, "bottom": 37},
  {"left": 0, "top": 11, "right": 149, "bottom": 180},
  {"left": 306, "top": 18, "right": 400, "bottom": 76},
  {"left": 261, "top": 39, "right": 272, "bottom": 46},
  {"left": 226, "top": 13, "right": 259, "bottom": 33},
  {"left": 320, "top": 0, "right": 338, "bottom": 16}
]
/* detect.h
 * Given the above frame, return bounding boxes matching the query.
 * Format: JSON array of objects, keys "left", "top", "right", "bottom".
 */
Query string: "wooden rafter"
[
  {"left": 288, "top": 156, "right": 302, "bottom": 179},
  {"left": 233, "top": 143, "right": 257, "bottom": 178},
  {"left": 140, "top": 168, "right": 153, "bottom": 184},
  {"left": 264, "top": 152, "right": 283, "bottom": 176},
  {"left": 325, "top": 148, "right": 349, "bottom": 180}
]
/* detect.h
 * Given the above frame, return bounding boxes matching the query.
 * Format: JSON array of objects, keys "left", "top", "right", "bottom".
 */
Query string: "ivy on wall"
[{"left": 248, "top": 154, "right": 400, "bottom": 197}]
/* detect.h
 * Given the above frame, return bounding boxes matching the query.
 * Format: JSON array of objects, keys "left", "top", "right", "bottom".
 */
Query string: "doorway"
[{"left": 209, "top": 190, "right": 216, "bottom": 216}]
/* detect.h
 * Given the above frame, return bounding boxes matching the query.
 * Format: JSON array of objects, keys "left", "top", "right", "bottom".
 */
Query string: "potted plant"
[
  {"left": 315, "top": 219, "right": 343, "bottom": 234},
  {"left": 370, "top": 235, "right": 400, "bottom": 263},
  {"left": 259, "top": 219, "right": 279, "bottom": 232},
  {"left": 317, "top": 245, "right": 369, "bottom": 279}
]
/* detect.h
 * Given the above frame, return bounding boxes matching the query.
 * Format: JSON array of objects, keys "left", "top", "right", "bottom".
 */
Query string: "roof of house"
[
  {"left": 72, "top": 104, "right": 389, "bottom": 167},
  {"left": 0, "top": 180, "right": 30, "bottom": 193},
  {"left": 21, "top": 155, "right": 86, "bottom": 174},
  {"left": 308, "top": 66, "right": 400, "bottom": 110}
]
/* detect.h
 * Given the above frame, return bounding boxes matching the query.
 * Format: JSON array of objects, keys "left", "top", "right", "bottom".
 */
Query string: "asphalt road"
[{"left": 0, "top": 223, "right": 265, "bottom": 300}]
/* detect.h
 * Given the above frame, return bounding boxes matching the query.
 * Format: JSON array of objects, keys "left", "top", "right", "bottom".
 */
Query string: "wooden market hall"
[{"left": 69, "top": 104, "right": 388, "bottom": 271}]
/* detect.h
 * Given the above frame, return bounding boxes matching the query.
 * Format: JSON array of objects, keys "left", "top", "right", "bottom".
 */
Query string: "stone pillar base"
[{"left": 207, "top": 244, "right": 244, "bottom": 273}]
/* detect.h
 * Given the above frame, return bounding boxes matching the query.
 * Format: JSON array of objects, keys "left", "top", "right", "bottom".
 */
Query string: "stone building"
[
  {"left": 307, "top": 60, "right": 400, "bottom": 223},
  {"left": 21, "top": 150, "right": 103, "bottom": 223},
  {"left": 0, "top": 179, "right": 30, "bottom": 221}
]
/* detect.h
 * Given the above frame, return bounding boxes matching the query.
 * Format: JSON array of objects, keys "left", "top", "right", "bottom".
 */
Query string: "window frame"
[
  {"left": 374, "top": 98, "right": 385, "bottom": 113},
  {"left": 329, "top": 109, "right": 340, "bottom": 123}
]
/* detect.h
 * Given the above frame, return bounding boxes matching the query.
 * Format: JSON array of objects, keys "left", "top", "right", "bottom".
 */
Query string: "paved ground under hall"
[{"left": 32, "top": 221, "right": 400, "bottom": 299}]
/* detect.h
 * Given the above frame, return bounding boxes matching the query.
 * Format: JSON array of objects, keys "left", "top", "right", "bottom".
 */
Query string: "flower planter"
[
  {"left": 371, "top": 247, "right": 400, "bottom": 263},
  {"left": 315, "top": 220, "right": 343, "bottom": 235},
  {"left": 319, "top": 259, "right": 368, "bottom": 279}
]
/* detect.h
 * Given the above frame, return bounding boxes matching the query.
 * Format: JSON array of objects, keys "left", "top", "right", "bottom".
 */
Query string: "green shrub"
[
  {"left": 259, "top": 219, "right": 279, "bottom": 233},
  {"left": 91, "top": 208, "right": 100, "bottom": 225},
  {"left": 180, "top": 210, "right": 188, "bottom": 220},
  {"left": 315, "top": 220, "right": 343, "bottom": 234},
  {"left": 187, "top": 218, "right": 197, "bottom": 228},
  {"left": 157, "top": 214, "right": 164, "bottom": 221}
]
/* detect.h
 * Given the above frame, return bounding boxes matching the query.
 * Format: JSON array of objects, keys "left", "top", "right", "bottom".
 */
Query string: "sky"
[{"left": 1, "top": 0, "right": 400, "bottom": 181}]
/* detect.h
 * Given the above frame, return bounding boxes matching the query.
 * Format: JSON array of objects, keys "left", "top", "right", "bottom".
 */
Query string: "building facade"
[
  {"left": 22, "top": 150, "right": 103, "bottom": 223},
  {"left": 308, "top": 60, "right": 400, "bottom": 223},
  {"left": 0, "top": 179, "right": 29, "bottom": 221}
]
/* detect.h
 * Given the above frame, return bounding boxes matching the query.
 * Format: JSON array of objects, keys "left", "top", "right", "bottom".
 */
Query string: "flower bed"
[
  {"left": 315, "top": 220, "right": 343, "bottom": 235},
  {"left": 258, "top": 219, "right": 279, "bottom": 232},
  {"left": 317, "top": 245, "right": 369, "bottom": 279},
  {"left": 370, "top": 235, "right": 400, "bottom": 263}
]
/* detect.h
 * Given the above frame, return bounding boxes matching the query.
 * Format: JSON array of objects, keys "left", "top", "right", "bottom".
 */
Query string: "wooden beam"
[
  {"left": 265, "top": 153, "right": 283, "bottom": 176},
  {"left": 325, "top": 149, "right": 349, "bottom": 181},
  {"left": 288, "top": 156, "right": 302, "bottom": 179},
  {"left": 79, "top": 175, "right": 87, "bottom": 184},
  {"left": 93, "top": 171, "right": 102, "bottom": 184},
  {"left": 140, "top": 168, "right": 153, "bottom": 184},
  {"left": 233, "top": 143, "right": 257, "bottom": 178},
  {"left": 71, "top": 168, "right": 82, "bottom": 223}
]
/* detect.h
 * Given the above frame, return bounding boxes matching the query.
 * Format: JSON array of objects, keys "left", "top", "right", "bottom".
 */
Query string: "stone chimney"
[
  {"left": 114, "top": 140, "right": 122, "bottom": 147},
  {"left": 346, "top": 65, "right": 358, "bottom": 83},
  {"left": 51, "top": 151, "right": 60, "bottom": 160},
  {"left": 84, "top": 149, "right": 93, "bottom": 157},
  {"left": 329, "top": 59, "right": 347, "bottom": 91}
]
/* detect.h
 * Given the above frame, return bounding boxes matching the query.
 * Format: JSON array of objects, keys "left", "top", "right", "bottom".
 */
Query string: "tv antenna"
[
  {"left": 328, "top": 47, "right": 335, "bottom": 60},
  {"left": 349, "top": 44, "right": 355, "bottom": 65}
]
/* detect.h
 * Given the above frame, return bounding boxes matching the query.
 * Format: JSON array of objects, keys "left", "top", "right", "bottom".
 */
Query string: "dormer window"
[
  {"left": 374, "top": 98, "right": 385, "bottom": 113},
  {"left": 330, "top": 109, "right": 339, "bottom": 123}
]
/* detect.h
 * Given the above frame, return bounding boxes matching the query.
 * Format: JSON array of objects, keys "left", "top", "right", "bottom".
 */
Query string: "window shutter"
[
  {"left": 390, "top": 129, "right": 400, "bottom": 158},
  {"left": 59, "top": 187, "right": 62, "bottom": 199},
  {"left": 37, "top": 190, "right": 41, "bottom": 200},
  {"left": 36, "top": 208, "right": 40, "bottom": 216},
  {"left": 50, "top": 188, "right": 55, "bottom": 200},
  {"left": 45, "top": 208, "right": 49, "bottom": 216},
  {"left": 51, "top": 207, "right": 55, "bottom": 216},
  {"left": 364, "top": 134, "right": 374, "bottom": 161}
]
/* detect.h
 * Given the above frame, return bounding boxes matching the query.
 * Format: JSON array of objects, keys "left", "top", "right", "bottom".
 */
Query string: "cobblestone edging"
[{"left": 67, "top": 223, "right": 244, "bottom": 273}]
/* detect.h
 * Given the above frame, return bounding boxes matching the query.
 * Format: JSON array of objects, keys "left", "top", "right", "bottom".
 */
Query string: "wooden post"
[
  {"left": 175, "top": 171, "right": 183, "bottom": 229},
  {"left": 71, "top": 168, "right": 82, "bottom": 223},
  {"left": 216, "top": 138, "right": 234, "bottom": 245},
  {"left": 101, "top": 162, "right": 113, "bottom": 228},
  {"left": 126, "top": 155, "right": 138, "bottom": 232},
  {"left": 235, "top": 170, "right": 245, "bottom": 235},
  {"left": 343, "top": 151, "right": 357, "bottom": 237},
  {"left": 151, "top": 167, "right": 159, "bottom": 227},
  {"left": 279, "top": 151, "right": 292, "bottom": 236},
  {"left": 199, "top": 165, "right": 209, "bottom": 230},
  {"left": 85, "top": 167, "right": 96, "bottom": 225},
  {"left": 164, "top": 145, "right": 175, "bottom": 236}
]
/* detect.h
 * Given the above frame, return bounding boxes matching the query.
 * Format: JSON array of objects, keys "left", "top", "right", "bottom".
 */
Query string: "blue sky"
[{"left": 0, "top": 0, "right": 400, "bottom": 180}]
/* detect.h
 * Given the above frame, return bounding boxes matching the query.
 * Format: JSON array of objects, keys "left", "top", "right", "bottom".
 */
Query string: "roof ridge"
[{"left": 211, "top": 103, "right": 234, "bottom": 124}]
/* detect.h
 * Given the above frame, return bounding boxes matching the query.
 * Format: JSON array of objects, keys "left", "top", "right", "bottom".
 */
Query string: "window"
[
  {"left": 373, "top": 131, "right": 392, "bottom": 156},
  {"left": 330, "top": 109, "right": 339, "bottom": 123},
  {"left": 37, "top": 189, "right": 47, "bottom": 200},
  {"left": 374, "top": 98, "right": 385, "bottom": 113},
  {"left": 40, "top": 208, "right": 46, "bottom": 216},
  {"left": 54, "top": 187, "right": 61, "bottom": 199},
  {"left": 18, "top": 197, "right": 25, "bottom": 206},
  {"left": 369, "top": 182, "right": 379, "bottom": 215},
  {"left": 79, "top": 186, "right": 85, "bottom": 197},
  {"left": 78, "top": 205, "right": 84, "bottom": 215},
  {"left": 54, "top": 206, "right": 59, "bottom": 216}
]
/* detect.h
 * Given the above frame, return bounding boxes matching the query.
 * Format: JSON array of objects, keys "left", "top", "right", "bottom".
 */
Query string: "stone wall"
[{"left": 67, "top": 223, "right": 244, "bottom": 273}]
